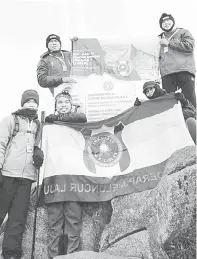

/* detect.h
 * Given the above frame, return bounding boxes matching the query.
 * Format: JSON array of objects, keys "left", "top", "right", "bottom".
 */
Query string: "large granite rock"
[
  {"left": 100, "top": 146, "right": 196, "bottom": 259},
  {"left": 0, "top": 146, "right": 196, "bottom": 259},
  {"left": 21, "top": 201, "right": 48, "bottom": 259},
  {"left": 21, "top": 200, "right": 112, "bottom": 259},
  {"left": 53, "top": 251, "right": 135, "bottom": 259},
  {"left": 80, "top": 202, "right": 112, "bottom": 251},
  {"left": 104, "top": 230, "right": 153, "bottom": 259}
]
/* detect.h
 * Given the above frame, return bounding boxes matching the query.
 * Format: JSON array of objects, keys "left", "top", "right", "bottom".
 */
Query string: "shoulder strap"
[
  {"left": 167, "top": 28, "right": 180, "bottom": 41},
  {"left": 10, "top": 116, "right": 40, "bottom": 141},
  {"left": 12, "top": 115, "right": 19, "bottom": 138},
  {"left": 6, "top": 115, "right": 19, "bottom": 150}
]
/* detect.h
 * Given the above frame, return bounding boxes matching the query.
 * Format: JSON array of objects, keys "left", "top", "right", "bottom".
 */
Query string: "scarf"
[{"left": 12, "top": 109, "right": 38, "bottom": 121}]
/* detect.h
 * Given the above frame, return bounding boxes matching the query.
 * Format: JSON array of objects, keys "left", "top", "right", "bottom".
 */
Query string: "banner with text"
[
  {"left": 45, "top": 38, "right": 160, "bottom": 120},
  {"left": 39, "top": 95, "right": 194, "bottom": 203}
]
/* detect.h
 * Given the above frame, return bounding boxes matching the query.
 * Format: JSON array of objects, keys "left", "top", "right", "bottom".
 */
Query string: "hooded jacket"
[
  {"left": 0, "top": 115, "right": 40, "bottom": 181},
  {"left": 159, "top": 28, "right": 196, "bottom": 77}
]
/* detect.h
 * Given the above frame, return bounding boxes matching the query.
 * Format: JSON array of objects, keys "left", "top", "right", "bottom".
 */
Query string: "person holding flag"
[
  {"left": 44, "top": 90, "right": 87, "bottom": 258},
  {"left": 135, "top": 81, "right": 196, "bottom": 144}
]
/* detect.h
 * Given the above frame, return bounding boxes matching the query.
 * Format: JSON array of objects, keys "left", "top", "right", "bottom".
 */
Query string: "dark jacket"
[
  {"left": 158, "top": 28, "right": 196, "bottom": 77},
  {"left": 45, "top": 112, "right": 87, "bottom": 123},
  {"left": 37, "top": 50, "right": 71, "bottom": 94},
  {"left": 146, "top": 85, "right": 196, "bottom": 121}
]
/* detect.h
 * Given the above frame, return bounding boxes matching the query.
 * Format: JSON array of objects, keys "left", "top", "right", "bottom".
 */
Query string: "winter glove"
[
  {"left": 174, "top": 92, "right": 188, "bottom": 107},
  {"left": 0, "top": 169, "right": 3, "bottom": 187},
  {"left": 33, "top": 146, "right": 44, "bottom": 169},
  {"left": 134, "top": 97, "right": 141, "bottom": 106},
  {"left": 45, "top": 114, "right": 70, "bottom": 122},
  {"left": 57, "top": 113, "right": 87, "bottom": 123},
  {"left": 45, "top": 114, "right": 58, "bottom": 123}
]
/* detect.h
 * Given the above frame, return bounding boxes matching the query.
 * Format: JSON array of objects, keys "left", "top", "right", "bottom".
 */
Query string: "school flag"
[{"left": 39, "top": 94, "right": 194, "bottom": 203}]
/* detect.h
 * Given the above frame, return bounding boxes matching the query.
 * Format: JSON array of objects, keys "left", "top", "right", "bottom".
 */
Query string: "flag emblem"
[{"left": 87, "top": 132, "right": 123, "bottom": 167}]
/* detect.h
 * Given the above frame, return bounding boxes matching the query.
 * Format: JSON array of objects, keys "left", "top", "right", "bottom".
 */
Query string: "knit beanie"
[
  {"left": 55, "top": 90, "right": 72, "bottom": 111},
  {"left": 21, "top": 89, "right": 39, "bottom": 107},
  {"left": 143, "top": 81, "right": 157, "bottom": 94},
  {"left": 159, "top": 13, "right": 175, "bottom": 30},
  {"left": 46, "top": 34, "right": 61, "bottom": 48},
  {"left": 143, "top": 82, "right": 166, "bottom": 100}
]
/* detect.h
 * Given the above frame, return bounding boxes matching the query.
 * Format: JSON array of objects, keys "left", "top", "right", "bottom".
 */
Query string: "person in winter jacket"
[
  {"left": 37, "top": 34, "right": 76, "bottom": 96},
  {"left": 0, "top": 89, "right": 44, "bottom": 259},
  {"left": 135, "top": 81, "right": 196, "bottom": 144},
  {"left": 45, "top": 90, "right": 87, "bottom": 258},
  {"left": 158, "top": 13, "right": 196, "bottom": 107}
]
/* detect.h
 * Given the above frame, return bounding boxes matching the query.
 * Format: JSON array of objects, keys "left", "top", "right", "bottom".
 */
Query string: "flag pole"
[{"left": 31, "top": 111, "right": 45, "bottom": 259}]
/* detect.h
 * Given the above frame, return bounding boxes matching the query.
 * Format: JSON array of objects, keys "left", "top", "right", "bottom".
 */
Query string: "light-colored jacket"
[
  {"left": 0, "top": 115, "right": 39, "bottom": 181},
  {"left": 159, "top": 28, "right": 196, "bottom": 77}
]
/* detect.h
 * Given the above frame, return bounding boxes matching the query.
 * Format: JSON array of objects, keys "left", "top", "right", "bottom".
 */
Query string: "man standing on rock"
[
  {"left": 0, "top": 90, "right": 44, "bottom": 259},
  {"left": 158, "top": 13, "right": 196, "bottom": 107},
  {"left": 37, "top": 34, "right": 76, "bottom": 96}
]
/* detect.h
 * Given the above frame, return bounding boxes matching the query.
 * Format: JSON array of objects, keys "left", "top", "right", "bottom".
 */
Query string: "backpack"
[{"left": 10, "top": 115, "right": 40, "bottom": 142}]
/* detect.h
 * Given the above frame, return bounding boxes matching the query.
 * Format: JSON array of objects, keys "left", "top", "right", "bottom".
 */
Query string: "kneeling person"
[{"left": 142, "top": 81, "right": 196, "bottom": 144}]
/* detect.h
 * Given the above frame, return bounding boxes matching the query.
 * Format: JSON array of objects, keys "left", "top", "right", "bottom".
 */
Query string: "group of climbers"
[{"left": 0, "top": 12, "right": 196, "bottom": 259}]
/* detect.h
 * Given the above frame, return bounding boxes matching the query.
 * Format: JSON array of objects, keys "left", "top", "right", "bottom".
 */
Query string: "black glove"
[
  {"left": 45, "top": 114, "right": 58, "bottom": 123},
  {"left": 174, "top": 92, "right": 188, "bottom": 106},
  {"left": 134, "top": 97, "right": 141, "bottom": 106},
  {"left": 33, "top": 146, "right": 44, "bottom": 169},
  {"left": 0, "top": 169, "right": 3, "bottom": 187}
]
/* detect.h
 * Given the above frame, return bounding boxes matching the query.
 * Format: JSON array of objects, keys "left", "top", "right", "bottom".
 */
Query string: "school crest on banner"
[
  {"left": 39, "top": 95, "right": 194, "bottom": 203},
  {"left": 81, "top": 123, "right": 130, "bottom": 174}
]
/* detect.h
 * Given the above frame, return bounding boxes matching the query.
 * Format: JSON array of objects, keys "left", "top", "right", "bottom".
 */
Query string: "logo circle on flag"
[{"left": 88, "top": 132, "right": 123, "bottom": 167}]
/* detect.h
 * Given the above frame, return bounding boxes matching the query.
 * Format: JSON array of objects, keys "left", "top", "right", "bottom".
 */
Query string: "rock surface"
[
  {"left": 21, "top": 201, "right": 112, "bottom": 259},
  {"left": 53, "top": 251, "right": 135, "bottom": 259},
  {"left": 100, "top": 146, "right": 196, "bottom": 258},
  {"left": 0, "top": 146, "right": 196, "bottom": 259}
]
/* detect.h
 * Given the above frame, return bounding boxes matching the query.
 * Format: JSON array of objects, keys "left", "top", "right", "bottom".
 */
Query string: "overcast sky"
[{"left": 0, "top": 0, "right": 196, "bottom": 118}]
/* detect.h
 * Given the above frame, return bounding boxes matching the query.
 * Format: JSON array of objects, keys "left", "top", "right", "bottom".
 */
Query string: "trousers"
[
  {"left": 47, "top": 201, "right": 82, "bottom": 258},
  {"left": 162, "top": 71, "right": 196, "bottom": 108},
  {"left": 0, "top": 176, "right": 32, "bottom": 259}
]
